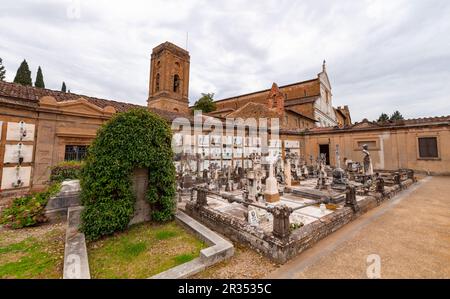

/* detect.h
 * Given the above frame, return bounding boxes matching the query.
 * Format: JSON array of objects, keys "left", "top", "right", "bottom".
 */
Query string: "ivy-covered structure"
[{"left": 80, "top": 109, "right": 176, "bottom": 240}]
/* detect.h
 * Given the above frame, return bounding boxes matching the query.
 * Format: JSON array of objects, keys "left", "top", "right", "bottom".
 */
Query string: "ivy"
[
  {"left": 49, "top": 161, "right": 83, "bottom": 183},
  {"left": 0, "top": 183, "right": 62, "bottom": 229},
  {"left": 80, "top": 109, "right": 176, "bottom": 241}
]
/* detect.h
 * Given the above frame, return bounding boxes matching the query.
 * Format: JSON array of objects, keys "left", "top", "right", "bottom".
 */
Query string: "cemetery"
[
  {"left": 0, "top": 108, "right": 420, "bottom": 278},
  {"left": 174, "top": 135, "right": 417, "bottom": 264}
]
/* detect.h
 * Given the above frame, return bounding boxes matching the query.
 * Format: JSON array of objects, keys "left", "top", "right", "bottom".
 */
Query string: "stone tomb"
[
  {"left": 129, "top": 168, "right": 152, "bottom": 226},
  {"left": 45, "top": 179, "right": 81, "bottom": 219}
]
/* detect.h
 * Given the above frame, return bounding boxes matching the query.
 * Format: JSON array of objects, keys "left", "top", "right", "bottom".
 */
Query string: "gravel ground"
[
  {"left": 0, "top": 221, "right": 66, "bottom": 247},
  {"left": 267, "top": 176, "right": 450, "bottom": 279},
  {"left": 192, "top": 244, "right": 278, "bottom": 279}
]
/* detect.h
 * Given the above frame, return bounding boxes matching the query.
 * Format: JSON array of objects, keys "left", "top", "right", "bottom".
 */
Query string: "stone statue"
[
  {"left": 316, "top": 154, "right": 327, "bottom": 189},
  {"left": 362, "top": 144, "right": 374, "bottom": 176}
]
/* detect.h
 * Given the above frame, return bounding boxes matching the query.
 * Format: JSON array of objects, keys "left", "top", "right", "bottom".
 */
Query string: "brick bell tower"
[{"left": 147, "top": 42, "right": 190, "bottom": 114}]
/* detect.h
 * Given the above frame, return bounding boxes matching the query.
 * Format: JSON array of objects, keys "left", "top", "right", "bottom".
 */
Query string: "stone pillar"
[
  {"left": 264, "top": 163, "right": 280, "bottom": 203},
  {"left": 407, "top": 169, "right": 415, "bottom": 181},
  {"left": 376, "top": 177, "right": 385, "bottom": 195},
  {"left": 196, "top": 187, "right": 208, "bottom": 207},
  {"left": 268, "top": 205, "right": 293, "bottom": 239},
  {"left": 284, "top": 159, "right": 292, "bottom": 188},
  {"left": 393, "top": 173, "right": 401, "bottom": 188},
  {"left": 345, "top": 185, "right": 359, "bottom": 212}
]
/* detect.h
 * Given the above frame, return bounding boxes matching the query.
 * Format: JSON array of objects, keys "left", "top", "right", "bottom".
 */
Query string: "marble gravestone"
[
  {"left": 129, "top": 168, "right": 152, "bottom": 226},
  {"left": 248, "top": 209, "right": 259, "bottom": 227},
  {"left": 265, "top": 163, "right": 280, "bottom": 203}
]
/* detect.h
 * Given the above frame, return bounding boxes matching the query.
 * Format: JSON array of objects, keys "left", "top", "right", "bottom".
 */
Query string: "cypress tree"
[
  {"left": 35, "top": 66, "right": 45, "bottom": 88},
  {"left": 390, "top": 111, "right": 404, "bottom": 121},
  {"left": 377, "top": 113, "right": 389, "bottom": 122},
  {"left": 61, "top": 82, "right": 67, "bottom": 92},
  {"left": 0, "top": 58, "right": 6, "bottom": 81},
  {"left": 13, "top": 59, "right": 32, "bottom": 86}
]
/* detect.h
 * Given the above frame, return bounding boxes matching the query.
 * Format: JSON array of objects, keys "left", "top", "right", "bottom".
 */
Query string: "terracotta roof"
[
  {"left": 214, "top": 78, "right": 318, "bottom": 103},
  {"left": 285, "top": 108, "right": 317, "bottom": 122},
  {"left": 206, "top": 107, "right": 235, "bottom": 115},
  {"left": 284, "top": 96, "right": 319, "bottom": 107},
  {"left": 226, "top": 102, "right": 280, "bottom": 119},
  {"left": 0, "top": 80, "right": 142, "bottom": 112},
  {"left": 300, "top": 115, "right": 450, "bottom": 136},
  {"left": 400, "top": 116, "right": 450, "bottom": 125}
]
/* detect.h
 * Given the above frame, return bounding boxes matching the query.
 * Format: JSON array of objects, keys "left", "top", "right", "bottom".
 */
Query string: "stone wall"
[{"left": 304, "top": 124, "right": 450, "bottom": 175}]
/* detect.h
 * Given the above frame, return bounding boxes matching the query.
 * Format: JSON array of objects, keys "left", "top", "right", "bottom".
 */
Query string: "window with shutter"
[{"left": 418, "top": 137, "right": 438, "bottom": 158}]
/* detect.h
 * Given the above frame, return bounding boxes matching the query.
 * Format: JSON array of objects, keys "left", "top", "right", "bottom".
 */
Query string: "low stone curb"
[
  {"left": 150, "top": 211, "right": 234, "bottom": 279},
  {"left": 62, "top": 208, "right": 233, "bottom": 279},
  {"left": 63, "top": 206, "right": 91, "bottom": 279}
]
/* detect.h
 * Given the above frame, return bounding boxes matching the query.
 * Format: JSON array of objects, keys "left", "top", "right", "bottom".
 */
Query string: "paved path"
[{"left": 267, "top": 176, "right": 450, "bottom": 279}]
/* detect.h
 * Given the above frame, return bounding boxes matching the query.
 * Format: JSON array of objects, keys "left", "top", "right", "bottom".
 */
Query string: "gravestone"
[
  {"left": 264, "top": 163, "right": 280, "bottom": 203},
  {"left": 248, "top": 209, "right": 259, "bottom": 227},
  {"left": 129, "top": 168, "right": 152, "bottom": 226},
  {"left": 45, "top": 179, "right": 81, "bottom": 219}
]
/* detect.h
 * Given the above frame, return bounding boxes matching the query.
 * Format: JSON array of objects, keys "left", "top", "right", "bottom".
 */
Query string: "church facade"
[
  {"left": 0, "top": 41, "right": 449, "bottom": 199},
  {"left": 209, "top": 62, "right": 351, "bottom": 128}
]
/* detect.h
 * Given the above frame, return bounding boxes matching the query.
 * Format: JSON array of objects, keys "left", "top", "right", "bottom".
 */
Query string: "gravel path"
[
  {"left": 267, "top": 176, "right": 450, "bottom": 278},
  {"left": 192, "top": 244, "right": 278, "bottom": 279}
]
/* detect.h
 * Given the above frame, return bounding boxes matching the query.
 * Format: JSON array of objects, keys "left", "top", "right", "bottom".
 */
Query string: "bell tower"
[{"left": 148, "top": 42, "right": 190, "bottom": 114}]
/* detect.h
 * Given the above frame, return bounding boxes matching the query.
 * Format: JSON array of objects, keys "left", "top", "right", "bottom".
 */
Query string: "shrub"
[
  {"left": 80, "top": 108, "right": 176, "bottom": 241},
  {"left": 0, "top": 183, "right": 61, "bottom": 229},
  {"left": 50, "top": 161, "right": 83, "bottom": 183}
]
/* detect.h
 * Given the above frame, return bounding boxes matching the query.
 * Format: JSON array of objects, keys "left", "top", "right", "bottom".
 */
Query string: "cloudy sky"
[{"left": 1, "top": 0, "right": 449, "bottom": 121}]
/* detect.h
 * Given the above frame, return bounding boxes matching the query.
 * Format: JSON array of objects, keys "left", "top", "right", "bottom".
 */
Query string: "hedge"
[
  {"left": 50, "top": 161, "right": 83, "bottom": 183},
  {"left": 80, "top": 108, "right": 176, "bottom": 240}
]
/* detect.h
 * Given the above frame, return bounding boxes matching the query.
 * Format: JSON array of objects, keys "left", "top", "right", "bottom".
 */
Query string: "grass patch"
[
  {"left": 174, "top": 253, "right": 195, "bottom": 264},
  {"left": 119, "top": 241, "right": 147, "bottom": 258},
  {"left": 87, "top": 221, "right": 207, "bottom": 278},
  {"left": 0, "top": 228, "right": 65, "bottom": 278},
  {"left": 155, "top": 230, "right": 178, "bottom": 240}
]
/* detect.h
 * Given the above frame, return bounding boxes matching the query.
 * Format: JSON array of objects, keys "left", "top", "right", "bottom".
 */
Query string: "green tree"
[
  {"left": 13, "top": 59, "right": 32, "bottom": 86},
  {"left": 0, "top": 58, "right": 6, "bottom": 81},
  {"left": 377, "top": 113, "right": 389, "bottom": 122},
  {"left": 192, "top": 93, "right": 216, "bottom": 113},
  {"left": 34, "top": 66, "right": 45, "bottom": 88},
  {"left": 390, "top": 110, "right": 404, "bottom": 121},
  {"left": 61, "top": 81, "right": 67, "bottom": 92}
]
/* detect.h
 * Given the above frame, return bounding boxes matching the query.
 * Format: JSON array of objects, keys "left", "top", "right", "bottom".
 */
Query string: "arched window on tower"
[
  {"left": 173, "top": 74, "right": 180, "bottom": 93},
  {"left": 155, "top": 73, "right": 160, "bottom": 92}
]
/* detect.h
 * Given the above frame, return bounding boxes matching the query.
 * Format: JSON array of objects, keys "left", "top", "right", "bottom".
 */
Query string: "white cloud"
[{"left": 0, "top": 0, "right": 449, "bottom": 121}]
